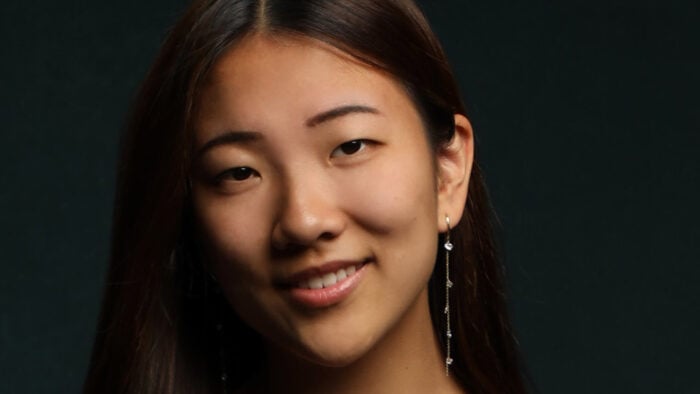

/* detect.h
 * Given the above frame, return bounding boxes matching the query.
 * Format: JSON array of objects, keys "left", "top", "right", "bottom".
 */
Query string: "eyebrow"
[
  {"left": 195, "top": 130, "right": 261, "bottom": 158},
  {"left": 306, "top": 104, "right": 380, "bottom": 128},
  {"left": 196, "top": 105, "right": 380, "bottom": 158}
]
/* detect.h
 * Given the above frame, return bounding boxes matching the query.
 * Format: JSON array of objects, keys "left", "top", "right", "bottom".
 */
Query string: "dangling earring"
[
  {"left": 210, "top": 273, "right": 229, "bottom": 393},
  {"left": 216, "top": 319, "right": 228, "bottom": 393},
  {"left": 443, "top": 215, "right": 454, "bottom": 376}
]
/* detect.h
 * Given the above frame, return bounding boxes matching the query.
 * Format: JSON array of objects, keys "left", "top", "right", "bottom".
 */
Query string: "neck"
[{"left": 253, "top": 288, "right": 463, "bottom": 394}]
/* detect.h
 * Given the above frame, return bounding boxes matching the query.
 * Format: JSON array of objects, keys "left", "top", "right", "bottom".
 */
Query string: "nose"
[{"left": 271, "top": 174, "right": 346, "bottom": 251}]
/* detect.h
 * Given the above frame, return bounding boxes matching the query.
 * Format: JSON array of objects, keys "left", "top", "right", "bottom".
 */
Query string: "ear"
[{"left": 436, "top": 114, "right": 474, "bottom": 232}]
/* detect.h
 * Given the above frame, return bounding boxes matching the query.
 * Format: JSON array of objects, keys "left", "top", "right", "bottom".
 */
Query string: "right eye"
[
  {"left": 216, "top": 166, "right": 258, "bottom": 182},
  {"left": 331, "top": 139, "right": 373, "bottom": 158}
]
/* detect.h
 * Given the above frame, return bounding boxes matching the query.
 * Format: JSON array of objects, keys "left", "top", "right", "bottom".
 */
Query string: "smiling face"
[{"left": 191, "top": 34, "right": 450, "bottom": 366}]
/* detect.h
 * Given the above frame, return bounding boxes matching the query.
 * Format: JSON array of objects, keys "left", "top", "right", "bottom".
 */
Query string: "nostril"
[
  {"left": 271, "top": 184, "right": 347, "bottom": 249},
  {"left": 319, "top": 231, "right": 336, "bottom": 240},
  {"left": 270, "top": 227, "right": 341, "bottom": 255}
]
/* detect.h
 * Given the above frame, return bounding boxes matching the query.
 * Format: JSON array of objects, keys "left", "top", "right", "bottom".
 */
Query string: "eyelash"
[
  {"left": 213, "top": 139, "right": 375, "bottom": 184},
  {"left": 215, "top": 166, "right": 258, "bottom": 183},
  {"left": 331, "top": 139, "right": 372, "bottom": 158}
]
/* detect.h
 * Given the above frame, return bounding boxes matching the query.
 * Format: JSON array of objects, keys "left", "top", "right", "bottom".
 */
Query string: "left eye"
[
  {"left": 331, "top": 140, "right": 368, "bottom": 157},
  {"left": 216, "top": 166, "right": 258, "bottom": 182}
]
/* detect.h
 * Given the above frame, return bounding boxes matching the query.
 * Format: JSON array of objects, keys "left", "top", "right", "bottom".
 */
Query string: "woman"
[{"left": 85, "top": 0, "right": 528, "bottom": 393}]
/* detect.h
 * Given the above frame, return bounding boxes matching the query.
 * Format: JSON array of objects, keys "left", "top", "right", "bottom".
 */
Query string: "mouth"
[
  {"left": 295, "top": 262, "right": 364, "bottom": 289},
  {"left": 280, "top": 258, "right": 372, "bottom": 308}
]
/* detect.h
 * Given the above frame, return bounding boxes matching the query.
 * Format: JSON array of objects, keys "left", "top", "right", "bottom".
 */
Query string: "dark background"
[{"left": 1, "top": 1, "right": 698, "bottom": 393}]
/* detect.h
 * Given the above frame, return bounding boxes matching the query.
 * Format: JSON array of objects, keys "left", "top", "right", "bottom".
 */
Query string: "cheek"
[
  {"left": 193, "top": 192, "right": 270, "bottom": 278},
  {"left": 341, "top": 147, "right": 438, "bottom": 233},
  {"left": 194, "top": 193, "right": 281, "bottom": 324},
  {"left": 342, "top": 143, "right": 439, "bottom": 284}
]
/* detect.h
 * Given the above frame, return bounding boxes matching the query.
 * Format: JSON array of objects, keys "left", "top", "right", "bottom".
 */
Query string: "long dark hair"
[{"left": 84, "top": 0, "right": 528, "bottom": 392}]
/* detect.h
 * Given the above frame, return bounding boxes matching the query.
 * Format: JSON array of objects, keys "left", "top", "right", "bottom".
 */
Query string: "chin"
[
  {"left": 297, "top": 345, "right": 369, "bottom": 368},
  {"left": 288, "top": 328, "right": 379, "bottom": 368}
]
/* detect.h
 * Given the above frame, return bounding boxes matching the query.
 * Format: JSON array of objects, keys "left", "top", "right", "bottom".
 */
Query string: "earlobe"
[{"left": 436, "top": 114, "right": 474, "bottom": 232}]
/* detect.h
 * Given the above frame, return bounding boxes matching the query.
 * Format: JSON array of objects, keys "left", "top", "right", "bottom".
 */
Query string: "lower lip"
[{"left": 286, "top": 264, "right": 368, "bottom": 309}]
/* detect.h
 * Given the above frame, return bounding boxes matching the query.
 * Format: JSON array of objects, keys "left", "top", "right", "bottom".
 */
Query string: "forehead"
[
  {"left": 195, "top": 33, "right": 418, "bottom": 140},
  {"left": 209, "top": 33, "right": 381, "bottom": 91}
]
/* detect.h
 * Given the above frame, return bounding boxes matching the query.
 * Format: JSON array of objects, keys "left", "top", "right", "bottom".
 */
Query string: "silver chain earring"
[
  {"left": 216, "top": 320, "right": 228, "bottom": 393},
  {"left": 210, "top": 274, "right": 229, "bottom": 393},
  {"left": 444, "top": 215, "right": 454, "bottom": 376}
]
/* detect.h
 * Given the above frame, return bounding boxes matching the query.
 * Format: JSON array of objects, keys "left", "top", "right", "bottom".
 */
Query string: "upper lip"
[{"left": 276, "top": 258, "right": 371, "bottom": 287}]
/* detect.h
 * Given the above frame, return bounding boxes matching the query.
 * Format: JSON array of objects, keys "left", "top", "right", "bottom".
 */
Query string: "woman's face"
[{"left": 192, "top": 34, "right": 456, "bottom": 366}]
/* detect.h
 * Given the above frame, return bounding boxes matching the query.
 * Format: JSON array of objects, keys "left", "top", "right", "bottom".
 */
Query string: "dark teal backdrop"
[{"left": 1, "top": 1, "right": 698, "bottom": 393}]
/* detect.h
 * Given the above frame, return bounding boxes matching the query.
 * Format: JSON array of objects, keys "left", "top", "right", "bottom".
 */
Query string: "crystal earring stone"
[{"left": 444, "top": 215, "right": 453, "bottom": 376}]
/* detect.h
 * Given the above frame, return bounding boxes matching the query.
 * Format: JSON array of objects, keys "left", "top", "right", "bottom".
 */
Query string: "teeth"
[
  {"left": 297, "top": 264, "right": 360, "bottom": 289},
  {"left": 322, "top": 272, "right": 337, "bottom": 287},
  {"left": 308, "top": 277, "right": 323, "bottom": 289},
  {"left": 336, "top": 269, "right": 347, "bottom": 281}
]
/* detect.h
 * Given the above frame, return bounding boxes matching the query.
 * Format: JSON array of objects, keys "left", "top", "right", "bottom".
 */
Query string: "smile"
[
  {"left": 282, "top": 259, "right": 371, "bottom": 308},
  {"left": 296, "top": 263, "right": 361, "bottom": 289}
]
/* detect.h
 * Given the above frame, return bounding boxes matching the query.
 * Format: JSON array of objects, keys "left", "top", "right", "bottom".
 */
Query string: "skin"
[{"left": 192, "top": 33, "right": 473, "bottom": 393}]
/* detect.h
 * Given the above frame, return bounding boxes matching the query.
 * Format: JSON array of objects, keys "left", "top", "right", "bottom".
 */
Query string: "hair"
[{"left": 84, "top": 0, "right": 529, "bottom": 393}]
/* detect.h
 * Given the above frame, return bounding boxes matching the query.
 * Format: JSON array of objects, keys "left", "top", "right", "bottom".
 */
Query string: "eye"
[
  {"left": 331, "top": 139, "right": 369, "bottom": 157},
  {"left": 216, "top": 166, "right": 258, "bottom": 182}
]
